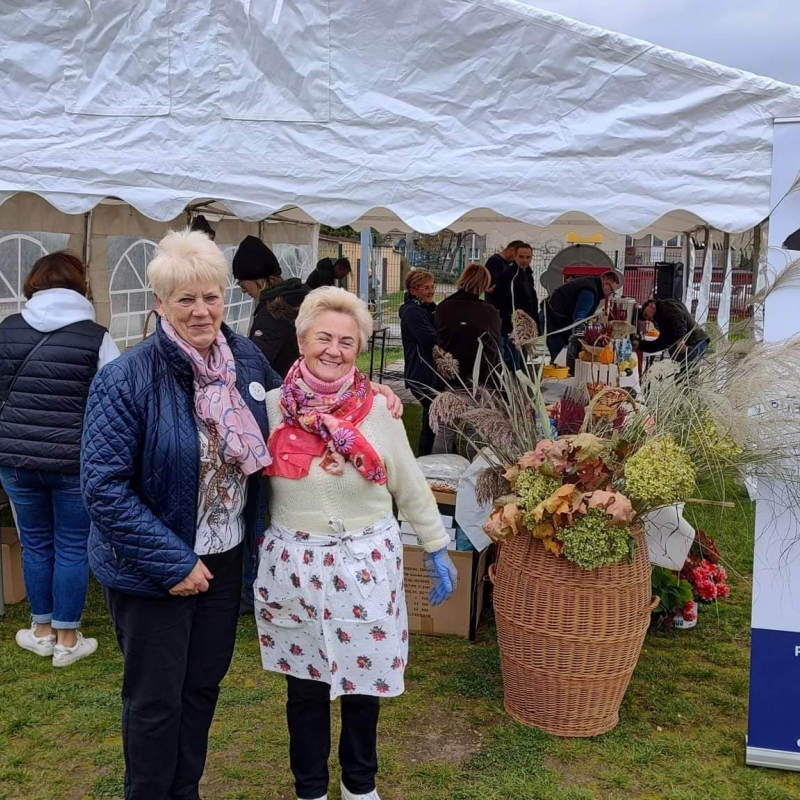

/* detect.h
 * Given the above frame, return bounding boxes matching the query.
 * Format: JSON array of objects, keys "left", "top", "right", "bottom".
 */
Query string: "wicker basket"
[{"left": 491, "top": 523, "right": 655, "bottom": 737}]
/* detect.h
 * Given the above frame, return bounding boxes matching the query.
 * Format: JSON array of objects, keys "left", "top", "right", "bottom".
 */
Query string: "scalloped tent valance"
[{"left": 1, "top": 0, "right": 798, "bottom": 235}]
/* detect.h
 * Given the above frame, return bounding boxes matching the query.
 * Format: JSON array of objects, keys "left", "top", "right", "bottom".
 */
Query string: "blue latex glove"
[{"left": 424, "top": 548, "right": 459, "bottom": 606}]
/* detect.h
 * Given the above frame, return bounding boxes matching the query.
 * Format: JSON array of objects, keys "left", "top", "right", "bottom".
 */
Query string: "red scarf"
[{"left": 265, "top": 361, "right": 387, "bottom": 485}]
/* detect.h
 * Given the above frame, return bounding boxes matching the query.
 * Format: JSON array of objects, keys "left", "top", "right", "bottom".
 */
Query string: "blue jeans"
[
  {"left": 0, "top": 467, "right": 91, "bottom": 629},
  {"left": 686, "top": 339, "right": 709, "bottom": 366},
  {"left": 501, "top": 336, "right": 523, "bottom": 370}
]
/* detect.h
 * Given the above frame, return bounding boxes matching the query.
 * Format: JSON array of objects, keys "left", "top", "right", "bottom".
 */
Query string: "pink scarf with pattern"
[
  {"left": 265, "top": 360, "right": 387, "bottom": 484},
  {"left": 161, "top": 319, "right": 271, "bottom": 476}
]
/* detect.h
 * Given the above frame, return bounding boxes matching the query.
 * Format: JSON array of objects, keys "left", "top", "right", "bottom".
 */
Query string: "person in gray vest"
[
  {"left": 0, "top": 251, "right": 118, "bottom": 666},
  {"left": 544, "top": 271, "right": 620, "bottom": 373}
]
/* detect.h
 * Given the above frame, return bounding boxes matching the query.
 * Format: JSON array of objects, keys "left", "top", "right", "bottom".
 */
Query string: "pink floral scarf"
[
  {"left": 265, "top": 360, "right": 387, "bottom": 484},
  {"left": 161, "top": 319, "right": 271, "bottom": 476}
]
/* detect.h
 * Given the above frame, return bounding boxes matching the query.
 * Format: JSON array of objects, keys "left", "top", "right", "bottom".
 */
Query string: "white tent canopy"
[{"left": 1, "top": 0, "right": 799, "bottom": 234}]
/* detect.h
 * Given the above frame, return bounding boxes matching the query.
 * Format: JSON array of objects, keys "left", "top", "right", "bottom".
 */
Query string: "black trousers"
[
  {"left": 418, "top": 396, "right": 436, "bottom": 457},
  {"left": 104, "top": 544, "right": 243, "bottom": 800},
  {"left": 287, "top": 676, "right": 380, "bottom": 799}
]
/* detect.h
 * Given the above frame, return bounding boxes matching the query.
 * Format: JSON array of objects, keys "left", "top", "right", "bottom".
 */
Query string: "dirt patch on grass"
[
  {"left": 543, "top": 754, "right": 597, "bottom": 788},
  {"left": 401, "top": 709, "right": 485, "bottom": 765}
]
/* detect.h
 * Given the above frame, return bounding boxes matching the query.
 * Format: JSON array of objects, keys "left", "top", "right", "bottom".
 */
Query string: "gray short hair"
[
  {"left": 147, "top": 229, "right": 229, "bottom": 299},
  {"left": 296, "top": 287, "right": 373, "bottom": 351}
]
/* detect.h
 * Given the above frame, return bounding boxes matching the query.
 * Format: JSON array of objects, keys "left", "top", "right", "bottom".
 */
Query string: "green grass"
[
  {"left": 2, "top": 419, "right": 800, "bottom": 799},
  {"left": 356, "top": 347, "right": 405, "bottom": 375}
]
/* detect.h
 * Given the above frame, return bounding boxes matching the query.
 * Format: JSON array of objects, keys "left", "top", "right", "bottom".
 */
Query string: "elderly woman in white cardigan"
[{"left": 255, "top": 287, "right": 457, "bottom": 800}]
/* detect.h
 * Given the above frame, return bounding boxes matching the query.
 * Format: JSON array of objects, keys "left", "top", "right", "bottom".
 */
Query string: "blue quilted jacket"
[{"left": 82, "top": 321, "right": 281, "bottom": 597}]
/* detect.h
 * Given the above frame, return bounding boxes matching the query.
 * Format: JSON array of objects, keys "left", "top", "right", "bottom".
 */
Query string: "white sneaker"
[
  {"left": 16, "top": 624, "right": 56, "bottom": 657},
  {"left": 298, "top": 796, "right": 327, "bottom": 800},
  {"left": 52, "top": 632, "right": 98, "bottom": 667},
  {"left": 341, "top": 785, "right": 380, "bottom": 800}
]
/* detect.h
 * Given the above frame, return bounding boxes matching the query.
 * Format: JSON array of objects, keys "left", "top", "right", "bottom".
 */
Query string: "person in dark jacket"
[
  {"left": 233, "top": 235, "right": 310, "bottom": 378},
  {"left": 0, "top": 252, "right": 118, "bottom": 667},
  {"left": 435, "top": 263, "right": 501, "bottom": 386},
  {"left": 494, "top": 243, "right": 540, "bottom": 367},
  {"left": 398, "top": 269, "right": 437, "bottom": 455},
  {"left": 82, "top": 230, "right": 281, "bottom": 800},
  {"left": 484, "top": 240, "right": 524, "bottom": 311},
  {"left": 636, "top": 298, "right": 709, "bottom": 365},
  {"left": 545, "top": 271, "right": 620, "bottom": 370},
  {"left": 306, "top": 256, "right": 352, "bottom": 290}
]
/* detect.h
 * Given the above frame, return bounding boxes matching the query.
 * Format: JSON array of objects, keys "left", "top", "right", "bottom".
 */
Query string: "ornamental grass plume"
[
  {"left": 432, "top": 345, "right": 460, "bottom": 381},
  {"left": 624, "top": 435, "right": 696, "bottom": 512},
  {"left": 459, "top": 408, "right": 518, "bottom": 454},
  {"left": 475, "top": 469, "right": 511, "bottom": 506},
  {"left": 511, "top": 309, "right": 539, "bottom": 349},
  {"left": 429, "top": 391, "right": 470, "bottom": 429}
]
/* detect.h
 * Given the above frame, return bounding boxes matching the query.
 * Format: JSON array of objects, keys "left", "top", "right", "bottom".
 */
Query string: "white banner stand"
[{"left": 746, "top": 116, "right": 800, "bottom": 771}]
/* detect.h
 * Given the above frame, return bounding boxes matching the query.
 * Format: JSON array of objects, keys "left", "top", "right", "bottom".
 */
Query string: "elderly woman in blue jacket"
[{"left": 81, "top": 230, "right": 281, "bottom": 800}]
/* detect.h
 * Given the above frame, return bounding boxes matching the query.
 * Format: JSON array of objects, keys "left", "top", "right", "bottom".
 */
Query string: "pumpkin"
[{"left": 598, "top": 344, "right": 614, "bottom": 365}]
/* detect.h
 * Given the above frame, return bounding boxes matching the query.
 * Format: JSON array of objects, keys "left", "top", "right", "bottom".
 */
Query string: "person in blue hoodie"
[
  {"left": 0, "top": 251, "right": 118, "bottom": 668},
  {"left": 398, "top": 269, "right": 437, "bottom": 455}
]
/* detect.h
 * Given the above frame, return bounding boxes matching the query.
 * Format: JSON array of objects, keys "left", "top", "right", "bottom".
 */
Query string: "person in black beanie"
[
  {"left": 232, "top": 236, "right": 310, "bottom": 616},
  {"left": 306, "top": 256, "right": 352, "bottom": 290},
  {"left": 233, "top": 236, "right": 310, "bottom": 379}
]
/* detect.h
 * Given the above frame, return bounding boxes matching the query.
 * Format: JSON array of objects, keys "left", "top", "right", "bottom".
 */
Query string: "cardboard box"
[
  {"left": 1, "top": 526, "right": 26, "bottom": 604},
  {"left": 403, "top": 544, "right": 489, "bottom": 640}
]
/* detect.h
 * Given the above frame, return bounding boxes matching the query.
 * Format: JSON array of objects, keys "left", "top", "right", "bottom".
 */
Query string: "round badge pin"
[{"left": 249, "top": 382, "right": 266, "bottom": 401}]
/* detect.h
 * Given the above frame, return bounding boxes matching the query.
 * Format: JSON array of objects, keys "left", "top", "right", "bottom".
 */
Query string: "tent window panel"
[
  {"left": 63, "top": 2, "right": 170, "bottom": 116},
  {"left": 215, "top": 0, "right": 330, "bottom": 122},
  {"left": 273, "top": 244, "right": 315, "bottom": 281},
  {"left": 0, "top": 232, "right": 67, "bottom": 323},
  {"left": 219, "top": 245, "right": 254, "bottom": 334},
  {"left": 107, "top": 237, "right": 158, "bottom": 349}
]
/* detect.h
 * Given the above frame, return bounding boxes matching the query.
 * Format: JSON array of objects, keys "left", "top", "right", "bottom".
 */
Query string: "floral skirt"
[{"left": 254, "top": 515, "right": 409, "bottom": 700}]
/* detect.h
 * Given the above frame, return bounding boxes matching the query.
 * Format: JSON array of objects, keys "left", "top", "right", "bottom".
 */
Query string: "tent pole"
[
  {"left": 359, "top": 228, "right": 371, "bottom": 303},
  {"left": 83, "top": 210, "right": 93, "bottom": 302}
]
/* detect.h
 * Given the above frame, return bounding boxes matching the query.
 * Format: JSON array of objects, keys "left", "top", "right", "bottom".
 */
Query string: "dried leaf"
[
  {"left": 522, "top": 439, "right": 572, "bottom": 475},
  {"left": 533, "top": 521, "right": 555, "bottom": 539},
  {"left": 534, "top": 484, "right": 586, "bottom": 526},
  {"left": 503, "top": 464, "right": 520, "bottom": 489},
  {"left": 586, "top": 490, "right": 636, "bottom": 526},
  {"left": 483, "top": 502, "right": 522, "bottom": 542},
  {"left": 542, "top": 537, "right": 564, "bottom": 557},
  {"left": 570, "top": 433, "right": 609, "bottom": 463}
]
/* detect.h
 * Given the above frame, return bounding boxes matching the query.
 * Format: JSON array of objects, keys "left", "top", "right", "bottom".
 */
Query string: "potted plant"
[
  {"left": 430, "top": 296, "right": 800, "bottom": 737},
  {"left": 651, "top": 566, "right": 695, "bottom": 628},
  {"left": 678, "top": 530, "right": 730, "bottom": 625}
]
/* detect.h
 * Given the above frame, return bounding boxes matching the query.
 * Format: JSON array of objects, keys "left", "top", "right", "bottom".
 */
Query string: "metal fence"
[{"left": 622, "top": 264, "right": 754, "bottom": 321}]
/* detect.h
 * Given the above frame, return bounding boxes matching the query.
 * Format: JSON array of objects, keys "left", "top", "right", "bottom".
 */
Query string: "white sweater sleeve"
[{"left": 373, "top": 398, "right": 451, "bottom": 553}]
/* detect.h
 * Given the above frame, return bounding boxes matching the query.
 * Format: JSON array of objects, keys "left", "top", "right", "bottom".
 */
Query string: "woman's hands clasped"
[
  {"left": 424, "top": 548, "right": 459, "bottom": 606},
  {"left": 169, "top": 560, "right": 214, "bottom": 596}
]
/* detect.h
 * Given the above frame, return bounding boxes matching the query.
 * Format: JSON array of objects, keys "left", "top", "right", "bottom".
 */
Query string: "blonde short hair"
[
  {"left": 405, "top": 268, "right": 434, "bottom": 293},
  {"left": 457, "top": 263, "right": 492, "bottom": 296},
  {"left": 147, "top": 229, "right": 230, "bottom": 299},
  {"left": 296, "top": 287, "right": 373, "bottom": 351}
]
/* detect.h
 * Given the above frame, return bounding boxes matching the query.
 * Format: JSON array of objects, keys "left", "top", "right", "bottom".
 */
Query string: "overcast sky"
[{"left": 523, "top": 0, "right": 799, "bottom": 85}]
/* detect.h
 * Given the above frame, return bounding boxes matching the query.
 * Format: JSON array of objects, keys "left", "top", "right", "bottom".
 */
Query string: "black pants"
[
  {"left": 418, "top": 396, "right": 436, "bottom": 457},
  {"left": 104, "top": 544, "right": 243, "bottom": 800},
  {"left": 287, "top": 676, "right": 380, "bottom": 799}
]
